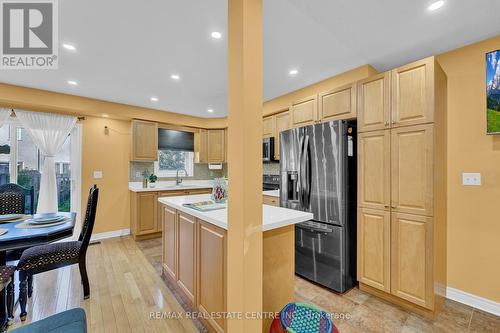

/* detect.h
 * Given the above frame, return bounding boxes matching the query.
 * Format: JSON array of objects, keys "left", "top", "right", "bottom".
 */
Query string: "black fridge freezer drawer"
[{"left": 295, "top": 222, "right": 346, "bottom": 292}]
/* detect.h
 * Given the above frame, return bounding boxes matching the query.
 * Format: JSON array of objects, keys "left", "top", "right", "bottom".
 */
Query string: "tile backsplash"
[
  {"left": 263, "top": 162, "right": 280, "bottom": 175},
  {"left": 130, "top": 162, "right": 227, "bottom": 181}
]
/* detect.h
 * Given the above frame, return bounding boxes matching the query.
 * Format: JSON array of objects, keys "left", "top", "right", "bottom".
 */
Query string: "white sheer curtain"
[
  {"left": 0, "top": 109, "right": 12, "bottom": 127},
  {"left": 15, "top": 110, "right": 77, "bottom": 213}
]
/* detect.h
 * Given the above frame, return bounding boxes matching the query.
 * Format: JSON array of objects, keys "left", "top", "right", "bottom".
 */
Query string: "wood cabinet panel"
[
  {"left": 198, "top": 220, "right": 226, "bottom": 333},
  {"left": 358, "top": 130, "right": 391, "bottom": 210},
  {"left": 177, "top": 212, "right": 197, "bottom": 305},
  {"left": 391, "top": 212, "right": 433, "bottom": 309},
  {"left": 136, "top": 192, "right": 158, "bottom": 234},
  {"left": 274, "top": 111, "right": 290, "bottom": 160},
  {"left": 263, "top": 116, "right": 275, "bottom": 138},
  {"left": 195, "top": 129, "right": 208, "bottom": 163},
  {"left": 263, "top": 195, "right": 279, "bottom": 207},
  {"left": 208, "top": 129, "right": 226, "bottom": 163},
  {"left": 131, "top": 120, "right": 158, "bottom": 161},
  {"left": 392, "top": 58, "right": 434, "bottom": 127},
  {"left": 357, "top": 208, "right": 391, "bottom": 292},
  {"left": 358, "top": 72, "right": 391, "bottom": 132},
  {"left": 319, "top": 83, "right": 356, "bottom": 121},
  {"left": 391, "top": 124, "right": 434, "bottom": 216},
  {"left": 291, "top": 95, "right": 318, "bottom": 127},
  {"left": 163, "top": 206, "right": 177, "bottom": 281}
]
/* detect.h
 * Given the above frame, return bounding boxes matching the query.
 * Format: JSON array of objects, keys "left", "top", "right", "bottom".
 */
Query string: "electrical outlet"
[
  {"left": 462, "top": 173, "right": 481, "bottom": 186},
  {"left": 93, "top": 171, "right": 103, "bottom": 179},
  {"left": 136, "top": 171, "right": 142, "bottom": 178}
]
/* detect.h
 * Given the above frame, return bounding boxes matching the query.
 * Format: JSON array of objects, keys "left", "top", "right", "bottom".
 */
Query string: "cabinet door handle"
[
  {"left": 391, "top": 205, "right": 396, "bottom": 209},
  {"left": 385, "top": 122, "right": 389, "bottom": 127},
  {"left": 384, "top": 205, "right": 390, "bottom": 209},
  {"left": 392, "top": 121, "right": 396, "bottom": 125}
]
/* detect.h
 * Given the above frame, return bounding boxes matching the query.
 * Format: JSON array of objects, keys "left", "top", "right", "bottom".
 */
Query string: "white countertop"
[
  {"left": 129, "top": 180, "right": 214, "bottom": 192},
  {"left": 263, "top": 190, "right": 280, "bottom": 198},
  {"left": 158, "top": 194, "right": 312, "bottom": 232}
]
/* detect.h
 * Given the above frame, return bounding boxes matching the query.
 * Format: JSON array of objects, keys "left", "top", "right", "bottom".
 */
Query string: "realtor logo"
[{"left": 1, "top": 0, "right": 58, "bottom": 69}]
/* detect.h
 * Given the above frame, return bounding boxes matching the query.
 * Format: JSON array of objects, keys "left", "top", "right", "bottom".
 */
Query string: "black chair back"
[
  {"left": 0, "top": 183, "right": 35, "bottom": 215},
  {"left": 78, "top": 185, "right": 99, "bottom": 250}
]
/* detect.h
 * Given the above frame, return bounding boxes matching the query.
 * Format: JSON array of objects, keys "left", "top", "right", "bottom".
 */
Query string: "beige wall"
[
  {"left": 81, "top": 116, "right": 131, "bottom": 234},
  {"left": 437, "top": 36, "right": 500, "bottom": 302},
  {"left": 263, "top": 64, "right": 378, "bottom": 115}
]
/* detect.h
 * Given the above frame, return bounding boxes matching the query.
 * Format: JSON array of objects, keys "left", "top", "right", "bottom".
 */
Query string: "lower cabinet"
[
  {"left": 357, "top": 209, "right": 434, "bottom": 310},
  {"left": 263, "top": 195, "right": 279, "bottom": 207},
  {"left": 357, "top": 208, "right": 391, "bottom": 292},
  {"left": 391, "top": 212, "right": 433, "bottom": 309},
  {"left": 161, "top": 206, "right": 227, "bottom": 333}
]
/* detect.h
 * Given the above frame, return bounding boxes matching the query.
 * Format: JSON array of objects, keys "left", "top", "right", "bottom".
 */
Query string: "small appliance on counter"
[{"left": 280, "top": 120, "right": 357, "bottom": 293}]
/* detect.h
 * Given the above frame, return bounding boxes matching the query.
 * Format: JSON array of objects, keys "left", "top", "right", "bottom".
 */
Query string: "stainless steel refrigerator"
[{"left": 280, "top": 120, "right": 357, "bottom": 293}]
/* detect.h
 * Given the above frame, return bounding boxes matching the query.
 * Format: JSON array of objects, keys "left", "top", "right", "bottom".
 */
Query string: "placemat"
[{"left": 15, "top": 218, "right": 70, "bottom": 229}]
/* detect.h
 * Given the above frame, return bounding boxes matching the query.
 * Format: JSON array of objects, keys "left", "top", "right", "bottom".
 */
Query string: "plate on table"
[
  {"left": 30, "top": 215, "right": 66, "bottom": 225},
  {"left": 0, "top": 214, "right": 24, "bottom": 222}
]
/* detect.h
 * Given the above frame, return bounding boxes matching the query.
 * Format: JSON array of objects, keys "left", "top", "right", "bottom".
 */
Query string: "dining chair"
[
  {"left": 0, "top": 184, "right": 35, "bottom": 216},
  {"left": 16, "top": 185, "right": 99, "bottom": 321},
  {"left": 0, "top": 265, "right": 15, "bottom": 332}
]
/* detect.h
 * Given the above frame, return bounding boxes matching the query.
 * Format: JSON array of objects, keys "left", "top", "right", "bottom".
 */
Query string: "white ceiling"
[{"left": 1, "top": 0, "right": 500, "bottom": 118}]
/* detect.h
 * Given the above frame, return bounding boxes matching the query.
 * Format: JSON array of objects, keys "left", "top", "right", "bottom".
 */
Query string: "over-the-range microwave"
[{"left": 263, "top": 137, "right": 275, "bottom": 162}]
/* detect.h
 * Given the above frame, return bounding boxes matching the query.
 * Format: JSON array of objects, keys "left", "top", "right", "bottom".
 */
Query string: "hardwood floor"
[
  {"left": 8, "top": 237, "right": 201, "bottom": 333},
  {"left": 6, "top": 236, "right": 500, "bottom": 333}
]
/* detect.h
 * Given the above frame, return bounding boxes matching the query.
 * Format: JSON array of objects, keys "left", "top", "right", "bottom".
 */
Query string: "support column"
[{"left": 226, "top": 0, "right": 263, "bottom": 332}]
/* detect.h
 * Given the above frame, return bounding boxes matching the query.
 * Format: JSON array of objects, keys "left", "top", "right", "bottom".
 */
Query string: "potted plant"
[
  {"left": 149, "top": 173, "right": 158, "bottom": 188},
  {"left": 141, "top": 170, "right": 150, "bottom": 188}
]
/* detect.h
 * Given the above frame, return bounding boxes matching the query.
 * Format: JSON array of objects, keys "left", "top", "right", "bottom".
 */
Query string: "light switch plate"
[
  {"left": 462, "top": 173, "right": 481, "bottom": 186},
  {"left": 93, "top": 171, "right": 103, "bottom": 179},
  {"left": 135, "top": 171, "right": 142, "bottom": 178}
]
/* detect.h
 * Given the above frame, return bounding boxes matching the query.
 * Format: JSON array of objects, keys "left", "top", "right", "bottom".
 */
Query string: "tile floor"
[{"left": 137, "top": 238, "right": 500, "bottom": 333}]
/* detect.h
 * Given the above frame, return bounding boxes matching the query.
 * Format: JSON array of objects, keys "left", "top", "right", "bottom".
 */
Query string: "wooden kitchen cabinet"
[
  {"left": 290, "top": 95, "right": 318, "bottom": 127},
  {"left": 195, "top": 129, "right": 208, "bottom": 163},
  {"left": 197, "top": 220, "right": 227, "bottom": 333},
  {"left": 391, "top": 124, "right": 434, "bottom": 216},
  {"left": 358, "top": 130, "right": 391, "bottom": 211},
  {"left": 177, "top": 212, "right": 197, "bottom": 306},
  {"left": 319, "top": 83, "right": 357, "bottom": 121},
  {"left": 263, "top": 195, "right": 279, "bottom": 207},
  {"left": 162, "top": 206, "right": 177, "bottom": 281},
  {"left": 263, "top": 116, "right": 275, "bottom": 138},
  {"left": 131, "top": 120, "right": 158, "bottom": 161},
  {"left": 391, "top": 58, "right": 434, "bottom": 128},
  {"left": 391, "top": 212, "right": 433, "bottom": 309},
  {"left": 207, "top": 129, "right": 226, "bottom": 163},
  {"left": 131, "top": 192, "right": 158, "bottom": 236},
  {"left": 357, "top": 208, "right": 391, "bottom": 292},
  {"left": 274, "top": 111, "right": 290, "bottom": 160},
  {"left": 358, "top": 72, "right": 391, "bottom": 132}
]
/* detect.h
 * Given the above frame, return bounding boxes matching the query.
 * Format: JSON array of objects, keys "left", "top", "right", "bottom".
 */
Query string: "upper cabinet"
[
  {"left": 263, "top": 116, "right": 275, "bottom": 138},
  {"left": 391, "top": 58, "right": 434, "bottom": 128},
  {"left": 207, "top": 129, "right": 226, "bottom": 163},
  {"left": 274, "top": 111, "right": 290, "bottom": 160},
  {"left": 319, "top": 83, "right": 357, "bottom": 122},
  {"left": 358, "top": 72, "right": 391, "bottom": 132},
  {"left": 290, "top": 95, "right": 318, "bottom": 127},
  {"left": 195, "top": 129, "right": 208, "bottom": 163},
  {"left": 131, "top": 120, "right": 158, "bottom": 161}
]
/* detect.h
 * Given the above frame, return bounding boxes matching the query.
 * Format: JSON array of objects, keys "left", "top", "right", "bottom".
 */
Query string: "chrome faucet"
[{"left": 176, "top": 168, "right": 187, "bottom": 185}]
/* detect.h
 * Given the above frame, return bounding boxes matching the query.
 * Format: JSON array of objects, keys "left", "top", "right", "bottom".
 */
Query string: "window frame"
[{"left": 154, "top": 149, "right": 194, "bottom": 178}]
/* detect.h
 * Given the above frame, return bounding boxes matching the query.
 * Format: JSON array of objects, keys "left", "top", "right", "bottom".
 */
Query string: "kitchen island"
[{"left": 158, "top": 194, "right": 312, "bottom": 333}]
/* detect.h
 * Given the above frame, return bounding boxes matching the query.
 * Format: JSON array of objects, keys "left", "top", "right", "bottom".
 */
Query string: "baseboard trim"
[
  {"left": 446, "top": 287, "right": 500, "bottom": 316},
  {"left": 91, "top": 228, "right": 130, "bottom": 241}
]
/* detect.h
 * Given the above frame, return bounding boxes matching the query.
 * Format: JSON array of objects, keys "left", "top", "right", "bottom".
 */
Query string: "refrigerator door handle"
[
  {"left": 303, "top": 134, "right": 311, "bottom": 208},
  {"left": 297, "top": 135, "right": 304, "bottom": 209}
]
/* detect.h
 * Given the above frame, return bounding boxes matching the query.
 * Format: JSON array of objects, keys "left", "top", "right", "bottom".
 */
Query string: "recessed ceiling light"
[
  {"left": 170, "top": 74, "right": 180, "bottom": 80},
  {"left": 62, "top": 43, "right": 76, "bottom": 51},
  {"left": 102, "top": 114, "right": 109, "bottom": 118},
  {"left": 207, "top": 109, "right": 214, "bottom": 113},
  {"left": 67, "top": 80, "right": 78, "bottom": 86},
  {"left": 289, "top": 69, "right": 299, "bottom": 76},
  {"left": 150, "top": 97, "right": 159, "bottom": 102},
  {"left": 428, "top": 0, "right": 445, "bottom": 11},
  {"left": 211, "top": 31, "right": 222, "bottom": 39}
]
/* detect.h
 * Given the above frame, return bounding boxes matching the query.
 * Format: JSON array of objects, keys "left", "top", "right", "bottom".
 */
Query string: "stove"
[{"left": 263, "top": 174, "right": 280, "bottom": 191}]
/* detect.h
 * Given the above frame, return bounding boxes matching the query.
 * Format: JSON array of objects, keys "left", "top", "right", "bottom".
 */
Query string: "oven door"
[{"left": 295, "top": 221, "right": 345, "bottom": 292}]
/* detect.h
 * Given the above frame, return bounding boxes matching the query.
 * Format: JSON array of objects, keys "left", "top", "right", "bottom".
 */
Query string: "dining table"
[{"left": 0, "top": 212, "right": 76, "bottom": 326}]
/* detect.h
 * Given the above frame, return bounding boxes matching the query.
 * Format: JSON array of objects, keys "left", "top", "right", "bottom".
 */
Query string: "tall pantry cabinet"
[{"left": 357, "top": 57, "right": 447, "bottom": 317}]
